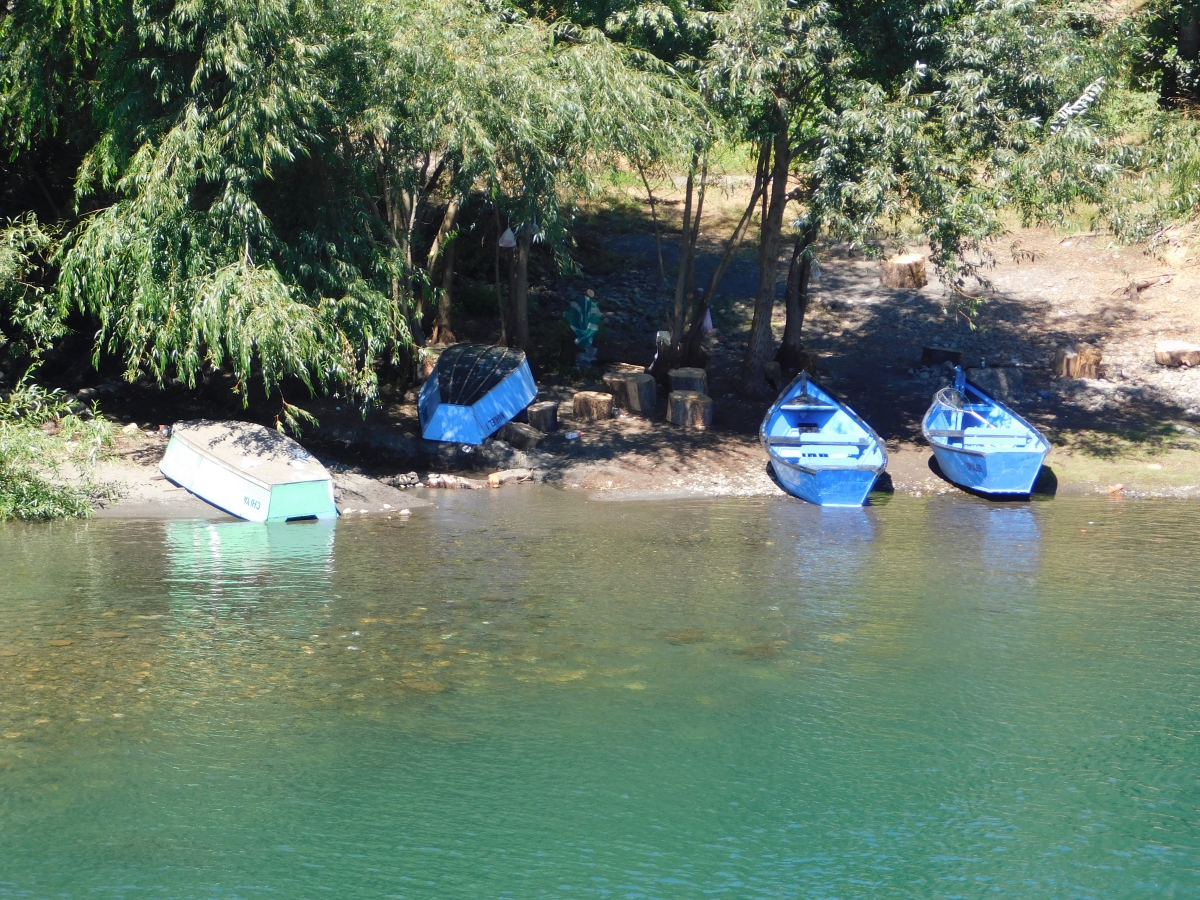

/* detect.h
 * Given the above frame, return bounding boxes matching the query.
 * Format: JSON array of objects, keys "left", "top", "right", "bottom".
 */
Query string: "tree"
[
  {"left": 698, "top": 0, "right": 1113, "bottom": 394},
  {"left": 0, "top": 0, "right": 698, "bottom": 410}
]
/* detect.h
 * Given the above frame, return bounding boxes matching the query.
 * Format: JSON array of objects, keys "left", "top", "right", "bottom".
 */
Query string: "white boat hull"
[{"left": 159, "top": 422, "right": 338, "bottom": 522}]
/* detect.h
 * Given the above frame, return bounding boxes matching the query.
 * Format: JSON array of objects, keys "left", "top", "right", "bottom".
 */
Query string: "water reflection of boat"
[
  {"left": 164, "top": 519, "right": 335, "bottom": 600},
  {"left": 760, "top": 373, "right": 887, "bottom": 507},
  {"left": 928, "top": 502, "right": 1043, "bottom": 580},
  {"left": 775, "top": 505, "right": 878, "bottom": 620}
]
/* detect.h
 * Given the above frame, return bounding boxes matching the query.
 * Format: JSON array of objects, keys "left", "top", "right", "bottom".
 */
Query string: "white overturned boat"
[{"left": 159, "top": 420, "right": 338, "bottom": 522}]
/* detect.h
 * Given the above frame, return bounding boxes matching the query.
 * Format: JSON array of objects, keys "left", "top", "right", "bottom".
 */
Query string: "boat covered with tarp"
[
  {"left": 419, "top": 343, "right": 537, "bottom": 445},
  {"left": 921, "top": 367, "right": 1050, "bottom": 495},
  {"left": 159, "top": 420, "right": 339, "bottom": 522},
  {"left": 760, "top": 373, "right": 887, "bottom": 507}
]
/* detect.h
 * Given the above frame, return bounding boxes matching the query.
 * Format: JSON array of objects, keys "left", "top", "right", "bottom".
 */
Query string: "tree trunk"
[
  {"left": 670, "top": 157, "right": 698, "bottom": 345},
  {"left": 637, "top": 164, "right": 666, "bottom": 292},
  {"left": 667, "top": 390, "right": 713, "bottom": 428},
  {"left": 383, "top": 169, "right": 423, "bottom": 346},
  {"left": 432, "top": 235, "right": 456, "bottom": 345},
  {"left": 428, "top": 197, "right": 461, "bottom": 345},
  {"left": 740, "top": 128, "right": 792, "bottom": 395},
  {"left": 680, "top": 149, "right": 770, "bottom": 368},
  {"left": 493, "top": 208, "right": 507, "bottom": 347},
  {"left": 776, "top": 224, "right": 817, "bottom": 376},
  {"left": 510, "top": 227, "right": 532, "bottom": 351}
]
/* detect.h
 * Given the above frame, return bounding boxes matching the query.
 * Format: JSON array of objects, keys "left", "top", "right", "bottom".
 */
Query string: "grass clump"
[{"left": 0, "top": 374, "right": 115, "bottom": 521}]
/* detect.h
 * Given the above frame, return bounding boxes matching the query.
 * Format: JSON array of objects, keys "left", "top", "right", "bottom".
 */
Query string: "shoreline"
[{"left": 76, "top": 428, "right": 1200, "bottom": 520}]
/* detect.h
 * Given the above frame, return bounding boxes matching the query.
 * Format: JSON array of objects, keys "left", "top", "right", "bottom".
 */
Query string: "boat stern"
[
  {"left": 931, "top": 445, "right": 1048, "bottom": 495},
  {"left": 771, "top": 460, "right": 881, "bottom": 507}
]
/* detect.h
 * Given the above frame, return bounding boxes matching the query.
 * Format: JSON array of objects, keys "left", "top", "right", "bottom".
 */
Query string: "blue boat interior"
[
  {"left": 762, "top": 379, "right": 885, "bottom": 470},
  {"left": 924, "top": 372, "right": 1047, "bottom": 453}
]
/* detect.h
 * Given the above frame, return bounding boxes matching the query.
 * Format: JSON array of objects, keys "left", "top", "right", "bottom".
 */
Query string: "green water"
[{"left": 0, "top": 491, "right": 1197, "bottom": 898}]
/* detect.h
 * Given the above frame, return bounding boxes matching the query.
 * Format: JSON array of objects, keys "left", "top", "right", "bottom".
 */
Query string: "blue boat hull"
[
  {"left": 760, "top": 373, "right": 887, "bottom": 507},
  {"left": 769, "top": 459, "right": 881, "bottom": 507},
  {"left": 922, "top": 368, "right": 1051, "bottom": 496},
  {"left": 929, "top": 444, "right": 1047, "bottom": 495},
  {"left": 419, "top": 358, "right": 537, "bottom": 445}
]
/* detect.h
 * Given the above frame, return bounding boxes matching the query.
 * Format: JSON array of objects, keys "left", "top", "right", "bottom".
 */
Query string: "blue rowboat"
[
  {"left": 922, "top": 367, "right": 1050, "bottom": 495},
  {"left": 760, "top": 373, "right": 888, "bottom": 507},
  {"left": 419, "top": 343, "right": 537, "bottom": 445}
]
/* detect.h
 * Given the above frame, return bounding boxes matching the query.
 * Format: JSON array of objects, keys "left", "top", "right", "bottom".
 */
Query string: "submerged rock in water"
[{"left": 737, "top": 640, "right": 787, "bottom": 659}]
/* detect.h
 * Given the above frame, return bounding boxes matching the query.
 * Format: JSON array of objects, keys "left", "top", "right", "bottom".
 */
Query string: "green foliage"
[
  {"left": 0, "top": 372, "right": 115, "bottom": 520},
  {"left": 0, "top": 0, "right": 698, "bottom": 405},
  {"left": 0, "top": 214, "right": 64, "bottom": 356}
]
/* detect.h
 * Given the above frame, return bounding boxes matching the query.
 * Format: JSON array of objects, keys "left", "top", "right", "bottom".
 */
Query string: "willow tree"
[{"left": 0, "top": 0, "right": 697, "bottom": 405}]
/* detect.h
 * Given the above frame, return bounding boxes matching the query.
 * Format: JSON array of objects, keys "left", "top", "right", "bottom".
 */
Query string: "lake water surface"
[{"left": 0, "top": 491, "right": 1197, "bottom": 897}]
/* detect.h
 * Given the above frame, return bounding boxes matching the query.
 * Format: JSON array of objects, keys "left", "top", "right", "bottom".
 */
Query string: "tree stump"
[
  {"left": 573, "top": 391, "right": 613, "bottom": 422},
  {"left": 497, "top": 421, "right": 543, "bottom": 450},
  {"left": 1154, "top": 341, "right": 1200, "bottom": 367},
  {"left": 526, "top": 400, "right": 559, "bottom": 432},
  {"left": 1053, "top": 344, "right": 1102, "bottom": 379},
  {"left": 605, "top": 362, "right": 645, "bottom": 375},
  {"left": 419, "top": 346, "right": 444, "bottom": 382},
  {"left": 668, "top": 367, "right": 708, "bottom": 394},
  {"left": 880, "top": 253, "right": 927, "bottom": 289},
  {"left": 602, "top": 373, "right": 657, "bottom": 414},
  {"left": 668, "top": 391, "right": 713, "bottom": 428}
]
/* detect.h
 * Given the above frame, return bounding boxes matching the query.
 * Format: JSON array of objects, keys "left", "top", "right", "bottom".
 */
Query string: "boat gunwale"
[
  {"left": 920, "top": 371, "right": 1050, "bottom": 458},
  {"left": 759, "top": 372, "right": 888, "bottom": 478},
  {"left": 169, "top": 430, "right": 333, "bottom": 492}
]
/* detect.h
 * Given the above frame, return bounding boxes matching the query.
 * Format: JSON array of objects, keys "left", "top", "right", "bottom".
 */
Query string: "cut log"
[
  {"left": 497, "top": 421, "right": 543, "bottom": 450},
  {"left": 573, "top": 391, "right": 613, "bottom": 422},
  {"left": 605, "top": 362, "right": 645, "bottom": 375},
  {"left": 921, "top": 346, "right": 962, "bottom": 367},
  {"left": 668, "top": 367, "right": 708, "bottom": 394},
  {"left": 1154, "top": 340, "right": 1200, "bottom": 368},
  {"left": 880, "top": 253, "right": 927, "bottom": 289},
  {"left": 526, "top": 400, "right": 559, "bottom": 433},
  {"left": 667, "top": 391, "right": 713, "bottom": 428},
  {"left": 488, "top": 468, "right": 535, "bottom": 488},
  {"left": 1053, "top": 344, "right": 1102, "bottom": 379},
  {"left": 418, "top": 346, "right": 444, "bottom": 382},
  {"left": 602, "top": 372, "right": 657, "bottom": 414}
]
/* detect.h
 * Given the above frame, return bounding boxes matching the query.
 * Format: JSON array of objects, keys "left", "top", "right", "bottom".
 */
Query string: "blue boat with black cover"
[
  {"left": 922, "top": 367, "right": 1050, "bottom": 495},
  {"left": 419, "top": 343, "right": 538, "bottom": 445},
  {"left": 760, "top": 373, "right": 888, "bottom": 507}
]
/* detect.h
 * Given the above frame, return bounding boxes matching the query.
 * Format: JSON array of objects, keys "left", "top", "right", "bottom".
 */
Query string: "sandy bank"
[{"left": 81, "top": 417, "right": 1200, "bottom": 520}]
